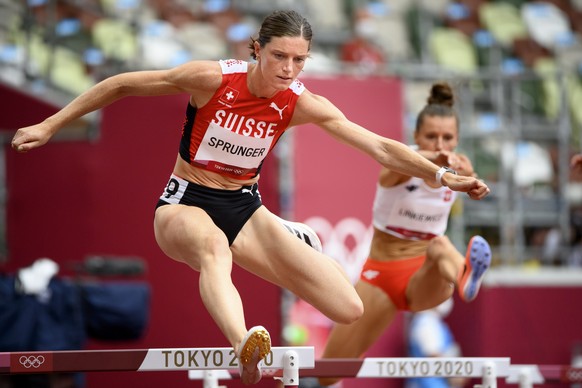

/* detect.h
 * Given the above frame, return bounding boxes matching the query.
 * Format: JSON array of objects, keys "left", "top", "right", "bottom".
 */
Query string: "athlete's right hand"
[
  {"left": 11, "top": 123, "right": 53, "bottom": 153},
  {"left": 444, "top": 174, "right": 490, "bottom": 200}
]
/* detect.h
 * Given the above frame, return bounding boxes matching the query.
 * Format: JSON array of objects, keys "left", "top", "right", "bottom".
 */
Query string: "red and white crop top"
[
  {"left": 372, "top": 176, "right": 457, "bottom": 240},
  {"left": 179, "top": 59, "right": 305, "bottom": 180}
]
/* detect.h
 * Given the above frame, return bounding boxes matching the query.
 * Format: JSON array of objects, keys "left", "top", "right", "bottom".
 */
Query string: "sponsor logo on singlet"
[{"left": 269, "top": 102, "right": 288, "bottom": 120}]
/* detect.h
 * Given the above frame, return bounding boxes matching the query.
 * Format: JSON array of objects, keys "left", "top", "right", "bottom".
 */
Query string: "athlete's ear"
[{"left": 254, "top": 41, "right": 261, "bottom": 60}]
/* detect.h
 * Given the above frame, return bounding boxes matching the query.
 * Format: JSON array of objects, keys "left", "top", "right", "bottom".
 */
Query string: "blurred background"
[{"left": 1, "top": 0, "right": 582, "bottom": 387}]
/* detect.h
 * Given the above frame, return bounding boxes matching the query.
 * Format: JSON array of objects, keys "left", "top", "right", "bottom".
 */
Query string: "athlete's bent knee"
[
  {"left": 334, "top": 297, "right": 364, "bottom": 324},
  {"left": 426, "top": 235, "right": 453, "bottom": 262},
  {"left": 430, "top": 235, "right": 451, "bottom": 248}
]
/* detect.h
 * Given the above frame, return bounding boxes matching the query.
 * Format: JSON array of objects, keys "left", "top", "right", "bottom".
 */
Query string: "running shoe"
[
  {"left": 238, "top": 326, "right": 271, "bottom": 385},
  {"left": 275, "top": 216, "right": 323, "bottom": 253},
  {"left": 458, "top": 235, "right": 491, "bottom": 302}
]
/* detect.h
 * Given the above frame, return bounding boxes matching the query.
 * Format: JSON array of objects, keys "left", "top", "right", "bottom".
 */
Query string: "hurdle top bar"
[
  {"left": 189, "top": 357, "right": 511, "bottom": 379},
  {"left": 189, "top": 361, "right": 582, "bottom": 385},
  {"left": 314, "top": 357, "right": 511, "bottom": 378},
  {"left": 0, "top": 346, "right": 315, "bottom": 374}
]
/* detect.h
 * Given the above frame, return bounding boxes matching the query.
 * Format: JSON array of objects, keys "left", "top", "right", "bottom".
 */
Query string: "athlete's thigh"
[
  {"left": 232, "top": 207, "right": 330, "bottom": 287},
  {"left": 407, "top": 258, "right": 454, "bottom": 311},
  {"left": 154, "top": 204, "right": 230, "bottom": 270},
  {"left": 231, "top": 207, "right": 353, "bottom": 303},
  {"left": 322, "top": 281, "right": 397, "bottom": 358}
]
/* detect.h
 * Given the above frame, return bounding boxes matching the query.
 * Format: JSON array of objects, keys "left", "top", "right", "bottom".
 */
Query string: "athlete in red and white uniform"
[
  {"left": 180, "top": 59, "right": 303, "bottom": 180},
  {"left": 157, "top": 59, "right": 310, "bottom": 246},
  {"left": 320, "top": 83, "right": 492, "bottom": 387},
  {"left": 11, "top": 11, "right": 490, "bottom": 386}
]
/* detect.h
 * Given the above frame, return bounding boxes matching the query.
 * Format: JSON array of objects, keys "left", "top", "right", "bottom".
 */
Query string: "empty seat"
[
  {"left": 369, "top": 14, "right": 413, "bottom": 61},
  {"left": 302, "top": 0, "right": 350, "bottom": 47},
  {"left": 174, "top": 21, "right": 228, "bottom": 60},
  {"left": 376, "top": 0, "right": 413, "bottom": 15},
  {"left": 521, "top": 1, "right": 572, "bottom": 50},
  {"left": 513, "top": 141, "right": 554, "bottom": 188},
  {"left": 138, "top": 20, "right": 192, "bottom": 68},
  {"left": 429, "top": 27, "right": 478, "bottom": 73},
  {"left": 532, "top": 57, "right": 560, "bottom": 120},
  {"left": 302, "top": 0, "right": 348, "bottom": 30},
  {"left": 479, "top": 2, "right": 528, "bottom": 48},
  {"left": 567, "top": 76, "right": 582, "bottom": 136},
  {"left": 416, "top": 0, "right": 452, "bottom": 17},
  {"left": 49, "top": 47, "right": 95, "bottom": 95},
  {"left": 92, "top": 17, "right": 138, "bottom": 62},
  {"left": 554, "top": 34, "right": 582, "bottom": 74}
]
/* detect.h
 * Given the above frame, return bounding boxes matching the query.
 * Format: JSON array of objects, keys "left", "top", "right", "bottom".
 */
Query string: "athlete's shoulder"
[
  {"left": 290, "top": 88, "right": 342, "bottom": 126},
  {"left": 168, "top": 60, "right": 222, "bottom": 93},
  {"left": 289, "top": 78, "right": 305, "bottom": 95},
  {"left": 173, "top": 60, "right": 222, "bottom": 75},
  {"left": 219, "top": 59, "right": 248, "bottom": 74}
]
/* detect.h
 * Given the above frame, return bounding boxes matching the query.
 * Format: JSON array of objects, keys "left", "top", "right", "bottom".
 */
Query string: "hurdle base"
[{"left": 273, "top": 350, "right": 300, "bottom": 388}]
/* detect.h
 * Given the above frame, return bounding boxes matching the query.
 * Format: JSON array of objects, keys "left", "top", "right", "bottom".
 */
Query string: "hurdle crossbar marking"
[
  {"left": 0, "top": 346, "right": 314, "bottom": 374},
  {"left": 505, "top": 365, "right": 545, "bottom": 385},
  {"left": 344, "top": 357, "right": 510, "bottom": 378},
  {"left": 188, "top": 357, "right": 511, "bottom": 380}
]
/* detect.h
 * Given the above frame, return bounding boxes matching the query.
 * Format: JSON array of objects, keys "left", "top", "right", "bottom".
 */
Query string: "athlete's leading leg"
[
  {"left": 407, "top": 236, "right": 464, "bottom": 311},
  {"left": 227, "top": 206, "right": 363, "bottom": 384},
  {"left": 407, "top": 235, "right": 491, "bottom": 311},
  {"left": 154, "top": 204, "right": 249, "bottom": 353},
  {"left": 318, "top": 281, "right": 398, "bottom": 386},
  {"left": 458, "top": 235, "right": 491, "bottom": 302},
  {"left": 232, "top": 206, "right": 363, "bottom": 325}
]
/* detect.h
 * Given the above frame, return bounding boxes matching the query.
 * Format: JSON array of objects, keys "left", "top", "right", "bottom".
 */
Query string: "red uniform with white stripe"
[{"left": 179, "top": 59, "right": 305, "bottom": 180}]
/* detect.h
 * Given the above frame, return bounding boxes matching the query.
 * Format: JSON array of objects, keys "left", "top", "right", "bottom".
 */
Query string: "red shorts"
[{"left": 359, "top": 255, "right": 426, "bottom": 311}]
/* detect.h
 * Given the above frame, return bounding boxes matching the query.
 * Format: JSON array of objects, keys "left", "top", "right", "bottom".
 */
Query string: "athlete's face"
[
  {"left": 255, "top": 36, "right": 309, "bottom": 90},
  {"left": 414, "top": 115, "right": 458, "bottom": 152}
]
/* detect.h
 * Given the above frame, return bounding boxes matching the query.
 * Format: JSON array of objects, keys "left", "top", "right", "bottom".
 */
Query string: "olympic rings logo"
[
  {"left": 304, "top": 216, "right": 373, "bottom": 284},
  {"left": 565, "top": 368, "right": 582, "bottom": 382},
  {"left": 19, "top": 355, "right": 45, "bottom": 368}
]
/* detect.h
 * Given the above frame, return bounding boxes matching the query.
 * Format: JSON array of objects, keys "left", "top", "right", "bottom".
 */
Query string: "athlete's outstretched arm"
[
  {"left": 291, "top": 90, "right": 490, "bottom": 200},
  {"left": 11, "top": 61, "right": 221, "bottom": 153}
]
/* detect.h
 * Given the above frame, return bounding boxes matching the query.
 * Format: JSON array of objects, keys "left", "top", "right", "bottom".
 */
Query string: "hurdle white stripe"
[
  {"left": 505, "top": 365, "right": 545, "bottom": 385},
  {"left": 189, "top": 361, "right": 582, "bottom": 387},
  {"left": 139, "top": 346, "right": 313, "bottom": 371},
  {"left": 353, "top": 357, "right": 510, "bottom": 378},
  {"left": 189, "top": 357, "right": 510, "bottom": 379},
  {"left": 0, "top": 346, "right": 314, "bottom": 374}
]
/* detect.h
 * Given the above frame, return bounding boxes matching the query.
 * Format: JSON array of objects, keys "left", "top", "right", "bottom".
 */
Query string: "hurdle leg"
[
  {"left": 275, "top": 350, "right": 299, "bottom": 388},
  {"left": 517, "top": 367, "right": 533, "bottom": 388},
  {"left": 203, "top": 370, "right": 226, "bottom": 388},
  {"left": 475, "top": 361, "right": 497, "bottom": 388}
]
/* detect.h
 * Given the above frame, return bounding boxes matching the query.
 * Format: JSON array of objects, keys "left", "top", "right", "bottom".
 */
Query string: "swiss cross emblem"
[{"left": 219, "top": 86, "right": 239, "bottom": 106}]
